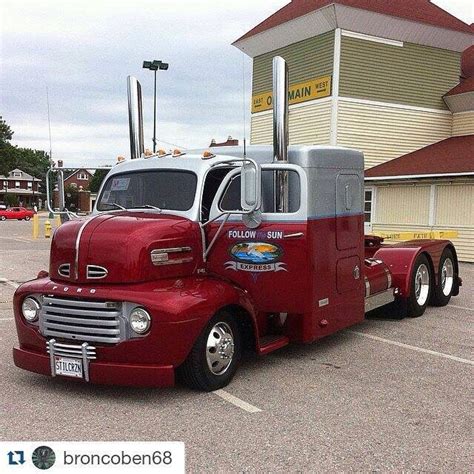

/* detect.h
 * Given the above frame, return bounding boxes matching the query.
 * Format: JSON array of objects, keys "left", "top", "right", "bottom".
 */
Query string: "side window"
[
  {"left": 220, "top": 175, "right": 242, "bottom": 212},
  {"left": 219, "top": 169, "right": 301, "bottom": 214},
  {"left": 202, "top": 167, "right": 233, "bottom": 221}
]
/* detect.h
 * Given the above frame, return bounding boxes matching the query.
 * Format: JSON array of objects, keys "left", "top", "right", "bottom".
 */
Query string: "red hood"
[{"left": 50, "top": 212, "right": 202, "bottom": 284}]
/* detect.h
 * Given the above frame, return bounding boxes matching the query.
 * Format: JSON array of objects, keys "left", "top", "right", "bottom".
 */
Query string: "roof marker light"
[
  {"left": 202, "top": 150, "right": 216, "bottom": 160},
  {"left": 172, "top": 149, "right": 186, "bottom": 157}
]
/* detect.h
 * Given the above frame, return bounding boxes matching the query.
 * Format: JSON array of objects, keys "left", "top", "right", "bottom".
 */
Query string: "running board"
[{"left": 258, "top": 335, "right": 290, "bottom": 355}]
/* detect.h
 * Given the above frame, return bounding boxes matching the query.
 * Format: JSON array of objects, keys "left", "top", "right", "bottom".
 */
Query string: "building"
[
  {"left": 209, "top": 136, "right": 240, "bottom": 147},
  {"left": 233, "top": 0, "right": 473, "bottom": 261},
  {"left": 0, "top": 168, "right": 42, "bottom": 207},
  {"left": 64, "top": 168, "right": 93, "bottom": 190}
]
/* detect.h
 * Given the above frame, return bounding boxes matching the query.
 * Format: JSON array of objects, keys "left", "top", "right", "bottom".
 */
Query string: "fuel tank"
[
  {"left": 49, "top": 212, "right": 202, "bottom": 284},
  {"left": 364, "top": 258, "right": 392, "bottom": 297}
]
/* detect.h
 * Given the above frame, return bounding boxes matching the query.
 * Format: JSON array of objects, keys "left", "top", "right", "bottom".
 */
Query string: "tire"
[
  {"left": 25, "top": 216, "right": 31, "bottom": 221},
  {"left": 178, "top": 311, "right": 241, "bottom": 391},
  {"left": 407, "top": 254, "right": 432, "bottom": 318},
  {"left": 431, "top": 248, "right": 456, "bottom": 307},
  {"left": 0, "top": 216, "right": 5, "bottom": 221}
]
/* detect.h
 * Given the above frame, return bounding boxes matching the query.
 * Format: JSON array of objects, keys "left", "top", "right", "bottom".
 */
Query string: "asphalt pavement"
[{"left": 0, "top": 217, "right": 472, "bottom": 472}]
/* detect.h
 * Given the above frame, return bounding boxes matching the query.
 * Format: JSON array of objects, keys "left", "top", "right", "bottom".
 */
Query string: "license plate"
[{"left": 54, "top": 356, "right": 83, "bottom": 378}]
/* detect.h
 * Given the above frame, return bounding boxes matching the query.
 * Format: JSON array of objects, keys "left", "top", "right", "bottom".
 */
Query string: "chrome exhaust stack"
[
  {"left": 272, "top": 56, "right": 289, "bottom": 213},
  {"left": 127, "top": 76, "right": 144, "bottom": 159}
]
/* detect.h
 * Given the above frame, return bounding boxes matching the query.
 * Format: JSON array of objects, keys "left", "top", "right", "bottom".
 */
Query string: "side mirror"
[{"left": 240, "top": 159, "right": 261, "bottom": 212}]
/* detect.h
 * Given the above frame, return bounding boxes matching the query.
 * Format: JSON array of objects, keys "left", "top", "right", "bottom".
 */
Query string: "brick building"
[
  {"left": 0, "top": 168, "right": 42, "bottom": 207},
  {"left": 64, "top": 168, "right": 93, "bottom": 190}
]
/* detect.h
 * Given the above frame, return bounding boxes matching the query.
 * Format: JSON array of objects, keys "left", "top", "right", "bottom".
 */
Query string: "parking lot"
[{"left": 0, "top": 217, "right": 472, "bottom": 472}]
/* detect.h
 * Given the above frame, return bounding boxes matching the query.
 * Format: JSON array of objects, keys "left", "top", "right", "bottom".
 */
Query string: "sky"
[{"left": 1, "top": 0, "right": 472, "bottom": 168}]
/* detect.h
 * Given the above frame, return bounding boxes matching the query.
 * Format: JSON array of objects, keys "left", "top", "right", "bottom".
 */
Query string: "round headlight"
[
  {"left": 130, "top": 307, "right": 151, "bottom": 334},
  {"left": 22, "top": 297, "right": 40, "bottom": 322}
]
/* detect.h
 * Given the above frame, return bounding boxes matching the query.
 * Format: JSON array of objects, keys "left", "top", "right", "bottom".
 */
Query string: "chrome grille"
[
  {"left": 58, "top": 263, "right": 70, "bottom": 278},
  {"left": 86, "top": 265, "right": 108, "bottom": 279},
  {"left": 40, "top": 296, "right": 123, "bottom": 344}
]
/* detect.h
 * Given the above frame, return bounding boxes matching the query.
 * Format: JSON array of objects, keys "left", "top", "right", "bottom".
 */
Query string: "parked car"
[{"left": 0, "top": 207, "right": 34, "bottom": 221}]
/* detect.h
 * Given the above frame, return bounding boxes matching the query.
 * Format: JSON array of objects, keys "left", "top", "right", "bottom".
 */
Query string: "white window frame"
[
  {"left": 15, "top": 181, "right": 20, "bottom": 188},
  {"left": 77, "top": 172, "right": 88, "bottom": 180},
  {"left": 364, "top": 186, "right": 376, "bottom": 233}
]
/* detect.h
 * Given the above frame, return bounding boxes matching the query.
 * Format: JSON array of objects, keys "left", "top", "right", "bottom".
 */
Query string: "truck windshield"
[{"left": 97, "top": 170, "right": 197, "bottom": 211}]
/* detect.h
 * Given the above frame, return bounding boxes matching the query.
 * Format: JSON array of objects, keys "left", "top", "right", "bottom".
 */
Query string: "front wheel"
[
  {"left": 407, "top": 254, "right": 432, "bottom": 318},
  {"left": 0, "top": 216, "right": 5, "bottom": 221},
  {"left": 432, "top": 248, "right": 456, "bottom": 306},
  {"left": 178, "top": 311, "right": 241, "bottom": 391},
  {"left": 25, "top": 216, "right": 31, "bottom": 221}
]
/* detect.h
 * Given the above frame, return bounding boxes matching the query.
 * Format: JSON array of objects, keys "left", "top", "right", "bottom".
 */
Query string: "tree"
[
  {"left": 89, "top": 167, "right": 111, "bottom": 193},
  {"left": 0, "top": 116, "right": 13, "bottom": 145},
  {"left": 0, "top": 117, "right": 50, "bottom": 183}
]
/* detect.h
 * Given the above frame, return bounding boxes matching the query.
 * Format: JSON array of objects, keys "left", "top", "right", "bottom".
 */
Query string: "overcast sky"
[{"left": 1, "top": 0, "right": 472, "bottom": 167}]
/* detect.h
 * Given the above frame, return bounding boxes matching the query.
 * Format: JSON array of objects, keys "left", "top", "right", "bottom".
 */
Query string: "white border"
[
  {"left": 330, "top": 28, "right": 341, "bottom": 145},
  {"left": 341, "top": 30, "right": 404, "bottom": 47},
  {"left": 366, "top": 172, "right": 474, "bottom": 180}
]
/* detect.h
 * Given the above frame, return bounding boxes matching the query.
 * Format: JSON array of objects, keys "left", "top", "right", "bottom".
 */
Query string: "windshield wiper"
[
  {"left": 136, "top": 204, "right": 162, "bottom": 212},
  {"left": 110, "top": 202, "right": 126, "bottom": 210}
]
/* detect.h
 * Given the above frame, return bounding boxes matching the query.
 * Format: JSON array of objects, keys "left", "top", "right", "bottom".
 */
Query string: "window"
[
  {"left": 77, "top": 172, "right": 88, "bottom": 180},
  {"left": 97, "top": 170, "right": 198, "bottom": 212},
  {"left": 15, "top": 181, "right": 20, "bottom": 188},
  {"left": 364, "top": 188, "right": 374, "bottom": 228},
  {"left": 13, "top": 172, "right": 22, "bottom": 177},
  {"left": 27, "top": 181, "right": 32, "bottom": 188},
  {"left": 2, "top": 181, "right": 7, "bottom": 189},
  {"left": 220, "top": 169, "right": 301, "bottom": 213}
]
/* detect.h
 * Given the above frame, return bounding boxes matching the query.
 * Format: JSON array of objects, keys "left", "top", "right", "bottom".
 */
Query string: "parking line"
[
  {"left": 0, "top": 318, "right": 14, "bottom": 322},
  {"left": 348, "top": 330, "right": 474, "bottom": 366},
  {"left": 448, "top": 304, "right": 473, "bottom": 312},
  {"left": 0, "top": 278, "right": 20, "bottom": 289},
  {"left": 212, "top": 389, "right": 262, "bottom": 413}
]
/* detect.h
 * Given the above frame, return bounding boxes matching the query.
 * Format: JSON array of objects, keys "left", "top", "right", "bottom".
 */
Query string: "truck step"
[{"left": 258, "top": 335, "right": 290, "bottom": 355}]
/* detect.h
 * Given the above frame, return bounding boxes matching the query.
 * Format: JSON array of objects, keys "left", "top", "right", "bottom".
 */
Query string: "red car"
[{"left": 0, "top": 207, "right": 34, "bottom": 221}]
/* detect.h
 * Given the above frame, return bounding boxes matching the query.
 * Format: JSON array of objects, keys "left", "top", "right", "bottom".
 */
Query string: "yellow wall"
[
  {"left": 372, "top": 181, "right": 474, "bottom": 262},
  {"left": 375, "top": 185, "right": 431, "bottom": 225},
  {"left": 452, "top": 112, "right": 474, "bottom": 137},
  {"left": 337, "top": 99, "right": 453, "bottom": 168},
  {"left": 251, "top": 99, "right": 332, "bottom": 145}
]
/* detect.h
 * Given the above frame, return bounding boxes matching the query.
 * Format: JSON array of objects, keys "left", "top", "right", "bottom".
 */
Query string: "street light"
[{"left": 142, "top": 60, "right": 169, "bottom": 153}]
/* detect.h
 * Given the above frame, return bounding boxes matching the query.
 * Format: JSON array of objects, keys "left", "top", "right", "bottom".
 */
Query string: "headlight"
[
  {"left": 129, "top": 307, "right": 151, "bottom": 334},
  {"left": 22, "top": 297, "right": 41, "bottom": 322}
]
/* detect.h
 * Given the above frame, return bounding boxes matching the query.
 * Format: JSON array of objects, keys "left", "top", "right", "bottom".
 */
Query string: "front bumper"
[{"left": 13, "top": 346, "right": 175, "bottom": 387}]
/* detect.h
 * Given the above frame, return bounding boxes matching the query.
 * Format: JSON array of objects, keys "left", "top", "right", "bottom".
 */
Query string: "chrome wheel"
[
  {"left": 206, "top": 322, "right": 235, "bottom": 375},
  {"left": 441, "top": 258, "right": 454, "bottom": 297},
  {"left": 415, "top": 263, "right": 430, "bottom": 306}
]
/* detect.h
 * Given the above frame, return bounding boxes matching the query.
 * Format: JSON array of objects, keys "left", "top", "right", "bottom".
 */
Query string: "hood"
[{"left": 50, "top": 212, "right": 202, "bottom": 284}]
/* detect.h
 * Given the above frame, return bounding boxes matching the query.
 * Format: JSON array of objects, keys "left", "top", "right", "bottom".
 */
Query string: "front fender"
[{"left": 13, "top": 276, "right": 258, "bottom": 368}]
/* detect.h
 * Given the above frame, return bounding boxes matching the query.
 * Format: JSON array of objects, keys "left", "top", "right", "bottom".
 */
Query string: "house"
[
  {"left": 209, "top": 136, "right": 239, "bottom": 147},
  {"left": 233, "top": 0, "right": 473, "bottom": 261},
  {"left": 64, "top": 168, "right": 94, "bottom": 190},
  {"left": 0, "top": 168, "right": 42, "bottom": 208}
]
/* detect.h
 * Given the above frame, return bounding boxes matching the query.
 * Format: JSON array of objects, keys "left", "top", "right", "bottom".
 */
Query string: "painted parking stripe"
[
  {"left": 0, "top": 278, "right": 20, "bottom": 289},
  {"left": 448, "top": 304, "right": 473, "bottom": 312},
  {"left": 0, "top": 318, "right": 14, "bottom": 322},
  {"left": 348, "top": 330, "right": 474, "bottom": 366},
  {"left": 213, "top": 389, "right": 262, "bottom": 413}
]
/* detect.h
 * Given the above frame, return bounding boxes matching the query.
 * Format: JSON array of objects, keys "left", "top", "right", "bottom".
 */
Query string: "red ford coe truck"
[{"left": 12, "top": 57, "right": 461, "bottom": 391}]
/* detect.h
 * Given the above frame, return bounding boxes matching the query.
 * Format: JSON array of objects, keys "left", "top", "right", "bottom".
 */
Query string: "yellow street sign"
[{"left": 252, "top": 75, "right": 332, "bottom": 113}]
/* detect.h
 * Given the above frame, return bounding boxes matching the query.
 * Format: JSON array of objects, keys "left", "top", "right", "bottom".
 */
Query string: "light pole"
[{"left": 143, "top": 60, "right": 169, "bottom": 153}]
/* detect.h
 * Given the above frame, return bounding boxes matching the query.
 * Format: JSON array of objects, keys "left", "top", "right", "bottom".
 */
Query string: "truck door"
[
  {"left": 206, "top": 165, "right": 310, "bottom": 315},
  {"left": 333, "top": 173, "right": 364, "bottom": 326}
]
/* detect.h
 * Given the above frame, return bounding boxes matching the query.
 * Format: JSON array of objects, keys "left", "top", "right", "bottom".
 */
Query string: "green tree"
[
  {"left": 0, "top": 116, "right": 13, "bottom": 144},
  {"left": 0, "top": 117, "right": 50, "bottom": 184},
  {"left": 89, "top": 167, "right": 111, "bottom": 193}
]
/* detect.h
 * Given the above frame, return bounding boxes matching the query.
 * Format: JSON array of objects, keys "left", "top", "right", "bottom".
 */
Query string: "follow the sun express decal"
[{"left": 225, "top": 242, "right": 287, "bottom": 273}]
